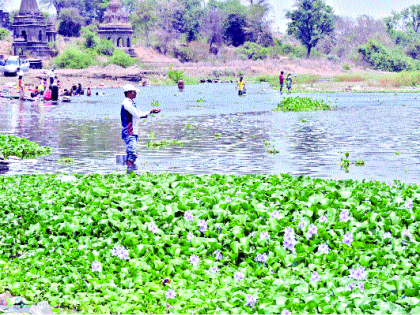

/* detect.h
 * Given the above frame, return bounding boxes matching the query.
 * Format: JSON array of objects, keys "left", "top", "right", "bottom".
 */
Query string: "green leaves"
[
  {"left": 273, "top": 96, "right": 335, "bottom": 112},
  {"left": 0, "top": 135, "right": 53, "bottom": 159},
  {"left": 0, "top": 173, "right": 419, "bottom": 313}
]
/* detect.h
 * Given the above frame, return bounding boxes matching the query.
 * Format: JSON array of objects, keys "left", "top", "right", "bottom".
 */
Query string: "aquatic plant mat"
[
  {"left": 0, "top": 135, "right": 53, "bottom": 159},
  {"left": 274, "top": 96, "right": 335, "bottom": 112},
  {"left": 0, "top": 173, "right": 419, "bottom": 314}
]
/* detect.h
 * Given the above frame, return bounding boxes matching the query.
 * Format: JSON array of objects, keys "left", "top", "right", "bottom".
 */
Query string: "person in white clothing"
[
  {"left": 48, "top": 69, "right": 55, "bottom": 87},
  {"left": 121, "top": 84, "right": 161, "bottom": 167}
]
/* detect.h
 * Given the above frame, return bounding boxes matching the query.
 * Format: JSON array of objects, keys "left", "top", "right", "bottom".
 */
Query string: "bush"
[
  {"left": 53, "top": 46, "right": 98, "bottom": 69},
  {"left": 358, "top": 40, "right": 420, "bottom": 72},
  {"left": 107, "top": 49, "right": 136, "bottom": 68},
  {"left": 167, "top": 64, "right": 185, "bottom": 83},
  {"left": 0, "top": 28, "right": 9, "bottom": 40},
  {"left": 172, "top": 46, "right": 200, "bottom": 62},
  {"left": 234, "top": 41, "right": 269, "bottom": 60},
  {"left": 95, "top": 39, "right": 115, "bottom": 56}
]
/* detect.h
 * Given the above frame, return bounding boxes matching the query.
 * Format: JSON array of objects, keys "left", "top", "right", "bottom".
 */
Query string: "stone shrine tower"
[
  {"left": 12, "top": 0, "right": 57, "bottom": 57},
  {"left": 98, "top": 0, "right": 136, "bottom": 57}
]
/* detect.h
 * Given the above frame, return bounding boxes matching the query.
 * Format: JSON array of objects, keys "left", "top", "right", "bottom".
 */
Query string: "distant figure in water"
[
  {"left": 178, "top": 77, "right": 184, "bottom": 92},
  {"left": 142, "top": 80, "right": 147, "bottom": 86},
  {"left": 235, "top": 76, "right": 245, "bottom": 96},
  {"left": 87, "top": 87, "right": 91, "bottom": 96}
]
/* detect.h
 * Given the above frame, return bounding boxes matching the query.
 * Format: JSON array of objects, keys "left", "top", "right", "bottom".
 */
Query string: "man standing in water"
[
  {"left": 178, "top": 77, "right": 184, "bottom": 92},
  {"left": 279, "top": 71, "right": 284, "bottom": 94},
  {"left": 236, "top": 76, "right": 245, "bottom": 96},
  {"left": 121, "top": 84, "right": 161, "bottom": 168}
]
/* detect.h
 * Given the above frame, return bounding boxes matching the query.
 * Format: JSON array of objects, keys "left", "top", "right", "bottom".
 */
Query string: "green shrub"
[
  {"left": 167, "top": 64, "right": 185, "bottom": 83},
  {"left": 342, "top": 63, "right": 351, "bottom": 70},
  {"left": 107, "top": 49, "right": 136, "bottom": 68},
  {"left": 273, "top": 96, "right": 335, "bottom": 112},
  {"left": 53, "top": 46, "right": 98, "bottom": 69},
  {"left": 172, "top": 46, "right": 200, "bottom": 62},
  {"left": 234, "top": 41, "right": 269, "bottom": 60},
  {"left": 358, "top": 40, "right": 420, "bottom": 72},
  {"left": 95, "top": 39, "right": 115, "bottom": 56},
  {"left": 0, "top": 28, "right": 9, "bottom": 40}
]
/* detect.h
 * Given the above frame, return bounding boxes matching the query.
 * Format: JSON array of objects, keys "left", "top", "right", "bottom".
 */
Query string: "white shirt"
[
  {"left": 122, "top": 98, "right": 150, "bottom": 135},
  {"left": 49, "top": 70, "right": 54, "bottom": 78},
  {"left": 17, "top": 70, "right": 23, "bottom": 78}
]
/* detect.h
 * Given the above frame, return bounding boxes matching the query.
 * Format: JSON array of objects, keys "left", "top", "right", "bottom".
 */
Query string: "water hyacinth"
[
  {"left": 281, "top": 310, "right": 291, "bottom": 315},
  {"left": 226, "top": 197, "right": 232, "bottom": 203},
  {"left": 165, "top": 289, "right": 176, "bottom": 300},
  {"left": 401, "top": 229, "right": 413, "bottom": 241},
  {"left": 343, "top": 232, "right": 353, "bottom": 246},
  {"left": 383, "top": 232, "right": 392, "bottom": 239},
  {"left": 339, "top": 210, "right": 350, "bottom": 222},
  {"left": 310, "top": 271, "right": 320, "bottom": 283},
  {"left": 210, "top": 266, "right": 219, "bottom": 274},
  {"left": 346, "top": 282, "right": 364, "bottom": 292},
  {"left": 184, "top": 210, "right": 194, "bottom": 221},
  {"left": 214, "top": 250, "right": 223, "bottom": 261},
  {"left": 111, "top": 245, "right": 130, "bottom": 260},
  {"left": 260, "top": 231, "right": 270, "bottom": 240},
  {"left": 197, "top": 220, "right": 207, "bottom": 233},
  {"left": 254, "top": 253, "right": 268, "bottom": 264},
  {"left": 269, "top": 210, "right": 281, "bottom": 220},
  {"left": 318, "top": 243, "right": 329, "bottom": 254},
  {"left": 318, "top": 215, "right": 328, "bottom": 223},
  {"left": 190, "top": 255, "right": 200, "bottom": 267},
  {"left": 234, "top": 271, "right": 245, "bottom": 281},
  {"left": 245, "top": 294, "right": 258, "bottom": 307},
  {"left": 91, "top": 260, "right": 102, "bottom": 273},
  {"left": 349, "top": 266, "right": 367, "bottom": 281},
  {"left": 148, "top": 222, "right": 158, "bottom": 234},
  {"left": 297, "top": 220, "right": 306, "bottom": 230},
  {"left": 283, "top": 227, "right": 297, "bottom": 252},
  {"left": 404, "top": 199, "right": 413, "bottom": 209},
  {"left": 392, "top": 275, "right": 398, "bottom": 280},
  {"left": 307, "top": 224, "right": 318, "bottom": 239},
  {"left": 187, "top": 232, "right": 194, "bottom": 241}
]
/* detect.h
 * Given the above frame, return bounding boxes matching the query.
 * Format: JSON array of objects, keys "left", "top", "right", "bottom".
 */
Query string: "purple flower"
[
  {"left": 281, "top": 310, "right": 291, "bottom": 315},
  {"left": 270, "top": 210, "right": 281, "bottom": 220},
  {"left": 260, "top": 231, "right": 270, "bottom": 240},
  {"left": 346, "top": 283, "right": 356, "bottom": 291},
  {"left": 307, "top": 224, "right": 318, "bottom": 239},
  {"left": 349, "top": 266, "right": 367, "bottom": 281},
  {"left": 283, "top": 233, "right": 297, "bottom": 253},
  {"left": 318, "top": 243, "right": 329, "bottom": 254},
  {"left": 245, "top": 294, "right": 258, "bottom": 307},
  {"left": 404, "top": 199, "right": 413, "bottom": 209},
  {"left": 339, "top": 210, "right": 350, "bottom": 222},
  {"left": 358, "top": 282, "right": 365, "bottom": 291},
  {"left": 190, "top": 254, "right": 200, "bottom": 267},
  {"left": 187, "top": 232, "right": 194, "bottom": 241},
  {"left": 297, "top": 220, "right": 306, "bottom": 230},
  {"left": 343, "top": 232, "right": 353, "bottom": 246},
  {"left": 310, "top": 271, "right": 320, "bottom": 283},
  {"left": 392, "top": 275, "right": 398, "bottom": 280},
  {"left": 148, "top": 222, "right": 158, "bottom": 234},
  {"left": 226, "top": 197, "right": 232, "bottom": 203},
  {"left": 197, "top": 220, "right": 207, "bottom": 233},
  {"left": 285, "top": 227, "right": 295, "bottom": 236},
  {"left": 91, "top": 260, "right": 102, "bottom": 273},
  {"left": 184, "top": 210, "right": 194, "bottom": 221},
  {"left": 249, "top": 232, "right": 256, "bottom": 238},
  {"left": 319, "top": 215, "right": 328, "bottom": 223},
  {"left": 383, "top": 232, "right": 391, "bottom": 239},
  {"left": 165, "top": 289, "right": 176, "bottom": 300},
  {"left": 346, "top": 282, "right": 364, "bottom": 291},
  {"left": 402, "top": 229, "right": 413, "bottom": 241},
  {"left": 234, "top": 271, "right": 245, "bottom": 281},
  {"left": 210, "top": 266, "right": 219, "bottom": 274},
  {"left": 386, "top": 180, "right": 393, "bottom": 187},
  {"left": 214, "top": 250, "right": 223, "bottom": 260},
  {"left": 254, "top": 253, "right": 268, "bottom": 264},
  {"left": 111, "top": 245, "right": 130, "bottom": 260}
]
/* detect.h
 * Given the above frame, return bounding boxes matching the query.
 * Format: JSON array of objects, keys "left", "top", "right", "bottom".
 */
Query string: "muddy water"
[{"left": 0, "top": 83, "right": 419, "bottom": 184}]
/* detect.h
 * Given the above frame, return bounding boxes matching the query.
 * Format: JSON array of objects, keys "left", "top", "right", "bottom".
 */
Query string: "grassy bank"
[{"left": 0, "top": 173, "right": 419, "bottom": 314}]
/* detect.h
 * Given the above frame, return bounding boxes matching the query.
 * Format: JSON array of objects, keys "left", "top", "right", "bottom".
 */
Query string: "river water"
[{"left": 1, "top": 83, "right": 419, "bottom": 184}]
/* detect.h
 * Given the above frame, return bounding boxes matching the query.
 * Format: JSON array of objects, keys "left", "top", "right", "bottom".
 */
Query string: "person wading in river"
[{"left": 121, "top": 84, "right": 161, "bottom": 168}]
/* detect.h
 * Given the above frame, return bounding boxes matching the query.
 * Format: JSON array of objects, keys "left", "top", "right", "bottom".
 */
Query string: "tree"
[
  {"left": 173, "top": 0, "right": 203, "bottom": 42},
  {"left": 223, "top": 13, "right": 246, "bottom": 46},
  {"left": 58, "top": 8, "right": 85, "bottom": 37},
  {"left": 130, "top": 0, "right": 157, "bottom": 46},
  {"left": 286, "top": 0, "right": 334, "bottom": 58},
  {"left": 245, "top": 0, "right": 273, "bottom": 46},
  {"left": 201, "top": 5, "right": 225, "bottom": 53},
  {"left": 39, "top": 0, "right": 83, "bottom": 18}
]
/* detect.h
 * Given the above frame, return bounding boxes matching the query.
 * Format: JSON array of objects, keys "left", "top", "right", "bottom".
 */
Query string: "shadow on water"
[{"left": 1, "top": 84, "right": 420, "bottom": 183}]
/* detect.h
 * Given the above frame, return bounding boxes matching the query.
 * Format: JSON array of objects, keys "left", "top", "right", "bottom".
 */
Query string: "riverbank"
[{"left": 0, "top": 58, "right": 420, "bottom": 94}]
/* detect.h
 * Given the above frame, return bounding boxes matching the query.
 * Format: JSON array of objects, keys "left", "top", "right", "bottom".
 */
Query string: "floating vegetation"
[
  {"left": 340, "top": 153, "right": 365, "bottom": 171},
  {"left": 214, "top": 133, "right": 221, "bottom": 139},
  {"left": 273, "top": 96, "right": 335, "bottom": 112},
  {"left": 263, "top": 140, "right": 280, "bottom": 154},
  {"left": 147, "top": 139, "right": 183, "bottom": 148},
  {"left": 196, "top": 98, "right": 205, "bottom": 103},
  {"left": 151, "top": 100, "right": 160, "bottom": 107},
  {"left": 57, "top": 157, "right": 74, "bottom": 164},
  {"left": 0, "top": 134, "right": 53, "bottom": 159}
]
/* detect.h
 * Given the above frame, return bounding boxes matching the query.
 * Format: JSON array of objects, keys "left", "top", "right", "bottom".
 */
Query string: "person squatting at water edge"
[
  {"left": 236, "top": 76, "right": 245, "bottom": 96},
  {"left": 121, "top": 84, "right": 161, "bottom": 168}
]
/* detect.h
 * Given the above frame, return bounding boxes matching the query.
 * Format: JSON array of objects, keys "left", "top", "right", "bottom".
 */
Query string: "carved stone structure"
[
  {"left": 0, "top": 10, "right": 10, "bottom": 29},
  {"left": 98, "top": 0, "right": 137, "bottom": 57},
  {"left": 12, "top": 0, "right": 57, "bottom": 58}
]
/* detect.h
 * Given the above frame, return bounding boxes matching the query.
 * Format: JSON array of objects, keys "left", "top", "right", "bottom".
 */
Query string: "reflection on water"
[{"left": 1, "top": 84, "right": 420, "bottom": 183}]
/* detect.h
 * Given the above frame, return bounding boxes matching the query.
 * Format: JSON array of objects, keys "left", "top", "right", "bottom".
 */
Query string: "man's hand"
[{"left": 150, "top": 108, "right": 161, "bottom": 114}]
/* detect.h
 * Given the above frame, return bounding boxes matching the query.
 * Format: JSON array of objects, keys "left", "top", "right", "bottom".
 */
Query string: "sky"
[
  {"left": 268, "top": 0, "right": 420, "bottom": 33},
  {"left": 4, "top": 0, "right": 420, "bottom": 33}
]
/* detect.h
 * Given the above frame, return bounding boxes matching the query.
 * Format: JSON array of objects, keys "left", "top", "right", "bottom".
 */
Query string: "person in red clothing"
[{"left": 279, "top": 71, "right": 284, "bottom": 95}]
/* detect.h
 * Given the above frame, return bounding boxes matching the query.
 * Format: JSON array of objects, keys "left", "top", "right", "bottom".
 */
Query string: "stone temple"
[
  {"left": 12, "top": 0, "right": 57, "bottom": 57},
  {"left": 98, "top": 0, "right": 136, "bottom": 57}
]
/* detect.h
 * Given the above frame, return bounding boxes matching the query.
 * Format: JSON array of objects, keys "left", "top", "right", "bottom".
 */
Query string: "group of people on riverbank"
[{"left": 234, "top": 71, "right": 295, "bottom": 96}]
